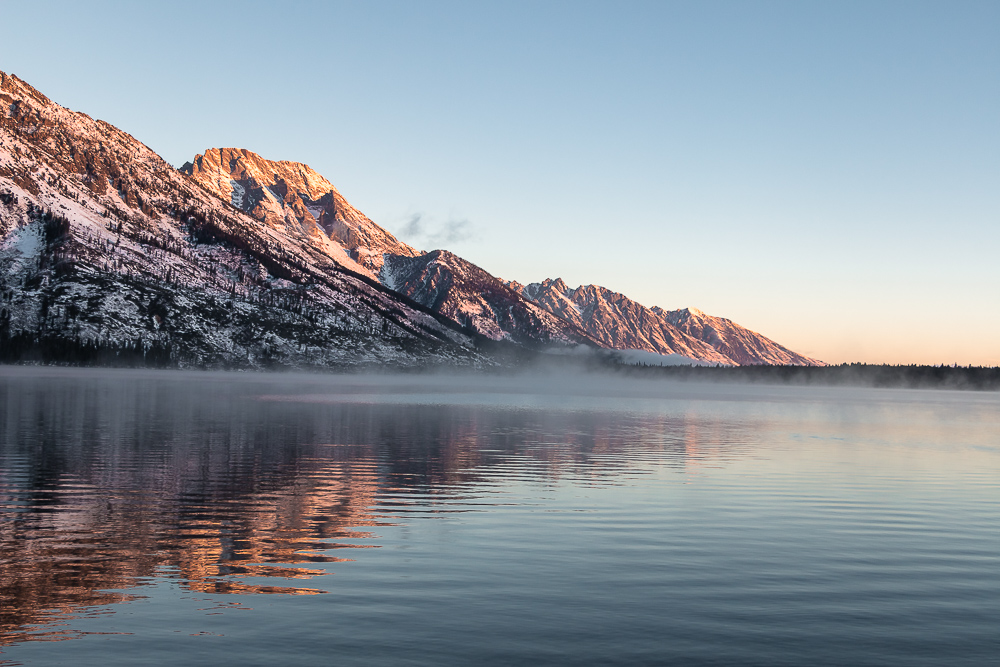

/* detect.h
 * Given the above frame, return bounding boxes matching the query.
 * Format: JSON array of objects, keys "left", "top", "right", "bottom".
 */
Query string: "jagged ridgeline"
[
  {"left": 180, "top": 148, "right": 823, "bottom": 365},
  {"left": 1, "top": 70, "right": 822, "bottom": 369},
  {"left": 181, "top": 148, "right": 600, "bottom": 349},
  {"left": 0, "top": 72, "right": 490, "bottom": 369}
]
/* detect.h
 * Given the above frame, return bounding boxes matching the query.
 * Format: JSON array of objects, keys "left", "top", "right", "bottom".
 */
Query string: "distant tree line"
[
  {"left": 617, "top": 361, "right": 1000, "bottom": 391},
  {"left": 0, "top": 332, "right": 175, "bottom": 368}
]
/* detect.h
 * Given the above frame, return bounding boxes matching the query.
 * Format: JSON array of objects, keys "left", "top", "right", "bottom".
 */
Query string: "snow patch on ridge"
[
  {"left": 229, "top": 180, "right": 245, "bottom": 209},
  {"left": 0, "top": 224, "right": 43, "bottom": 276}
]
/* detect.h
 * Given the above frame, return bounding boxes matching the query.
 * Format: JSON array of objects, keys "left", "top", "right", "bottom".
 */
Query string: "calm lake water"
[{"left": 1, "top": 367, "right": 998, "bottom": 666}]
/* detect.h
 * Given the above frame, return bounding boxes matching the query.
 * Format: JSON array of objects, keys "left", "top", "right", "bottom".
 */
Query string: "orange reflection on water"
[
  {"left": 1, "top": 373, "right": 736, "bottom": 648},
  {"left": 0, "top": 457, "right": 388, "bottom": 645}
]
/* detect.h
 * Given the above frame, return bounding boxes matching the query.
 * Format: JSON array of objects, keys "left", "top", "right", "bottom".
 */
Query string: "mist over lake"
[{"left": 1, "top": 367, "right": 998, "bottom": 666}]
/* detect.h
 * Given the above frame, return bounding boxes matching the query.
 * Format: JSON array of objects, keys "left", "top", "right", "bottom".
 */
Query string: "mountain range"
[{"left": 0, "top": 71, "right": 821, "bottom": 369}]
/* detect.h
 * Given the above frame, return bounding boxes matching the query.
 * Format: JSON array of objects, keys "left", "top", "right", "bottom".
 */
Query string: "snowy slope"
[
  {"left": 0, "top": 71, "right": 484, "bottom": 368},
  {"left": 516, "top": 280, "right": 822, "bottom": 366},
  {"left": 181, "top": 148, "right": 421, "bottom": 277},
  {"left": 180, "top": 143, "right": 821, "bottom": 364},
  {"left": 381, "top": 250, "right": 597, "bottom": 346},
  {"left": 658, "top": 307, "right": 824, "bottom": 366},
  {"left": 182, "top": 148, "right": 597, "bottom": 347},
  {"left": 514, "top": 279, "right": 734, "bottom": 364},
  {"left": 0, "top": 69, "right": 822, "bottom": 369}
]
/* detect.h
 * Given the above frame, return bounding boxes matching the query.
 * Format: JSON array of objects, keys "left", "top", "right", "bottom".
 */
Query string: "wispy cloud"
[{"left": 397, "top": 213, "right": 477, "bottom": 248}]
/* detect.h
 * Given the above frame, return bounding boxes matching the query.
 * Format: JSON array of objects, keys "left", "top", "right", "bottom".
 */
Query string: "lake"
[{"left": 1, "top": 367, "right": 998, "bottom": 665}]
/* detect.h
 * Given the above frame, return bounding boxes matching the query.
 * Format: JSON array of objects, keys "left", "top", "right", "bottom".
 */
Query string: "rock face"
[
  {"left": 658, "top": 307, "right": 822, "bottom": 366},
  {"left": 0, "top": 71, "right": 484, "bottom": 368},
  {"left": 381, "top": 251, "right": 595, "bottom": 346},
  {"left": 515, "top": 279, "right": 823, "bottom": 366},
  {"left": 514, "top": 279, "right": 733, "bottom": 364},
  {"left": 178, "top": 143, "right": 824, "bottom": 364},
  {"left": 181, "top": 148, "right": 422, "bottom": 278},
  {"left": 1, "top": 70, "right": 822, "bottom": 368},
  {"left": 181, "top": 148, "right": 593, "bottom": 347}
]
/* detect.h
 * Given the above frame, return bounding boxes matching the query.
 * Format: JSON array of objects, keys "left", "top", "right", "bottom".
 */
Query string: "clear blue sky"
[{"left": 2, "top": 1, "right": 997, "bottom": 364}]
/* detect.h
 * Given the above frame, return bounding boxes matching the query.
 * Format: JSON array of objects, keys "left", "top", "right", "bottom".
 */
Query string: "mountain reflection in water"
[
  {"left": 0, "top": 369, "right": 744, "bottom": 646},
  {"left": 2, "top": 368, "right": 998, "bottom": 666}
]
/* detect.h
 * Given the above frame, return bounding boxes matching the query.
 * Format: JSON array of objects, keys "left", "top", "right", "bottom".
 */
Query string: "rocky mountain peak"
[
  {"left": 1, "top": 70, "right": 484, "bottom": 369},
  {"left": 182, "top": 148, "right": 337, "bottom": 204},
  {"left": 0, "top": 72, "right": 53, "bottom": 108},
  {"left": 658, "top": 307, "right": 822, "bottom": 366},
  {"left": 516, "top": 280, "right": 822, "bottom": 366},
  {"left": 664, "top": 306, "right": 705, "bottom": 322},
  {"left": 182, "top": 147, "right": 420, "bottom": 277},
  {"left": 542, "top": 277, "right": 570, "bottom": 294},
  {"left": 2, "top": 70, "right": 823, "bottom": 369}
]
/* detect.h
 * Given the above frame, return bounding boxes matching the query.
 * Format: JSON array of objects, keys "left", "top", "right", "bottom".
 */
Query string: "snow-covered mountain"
[
  {"left": 0, "top": 71, "right": 486, "bottom": 368},
  {"left": 658, "top": 307, "right": 822, "bottom": 366},
  {"left": 1, "top": 70, "right": 822, "bottom": 368},
  {"left": 381, "top": 251, "right": 596, "bottom": 346},
  {"left": 511, "top": 278, "right": 733, "bottom": 364},
  {"left": 176, "top": 141, "right": 820, "bottom": 365},
  {"left": 513, "top": 279, "right": 822, "bottom": 366},
  {"left": 181, "top": 148, "right": 820, "bottom": 365},
  {"left": 183, "top": 148, "right": 598, "bottom": 347},
  {"left": 181, "top": 147, "right": 421, "bottom": 277}
]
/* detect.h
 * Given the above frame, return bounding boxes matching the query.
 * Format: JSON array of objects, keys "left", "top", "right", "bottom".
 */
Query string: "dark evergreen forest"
[{"left": 619, "top": 362, "right": 1000, "bottom": 391}]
